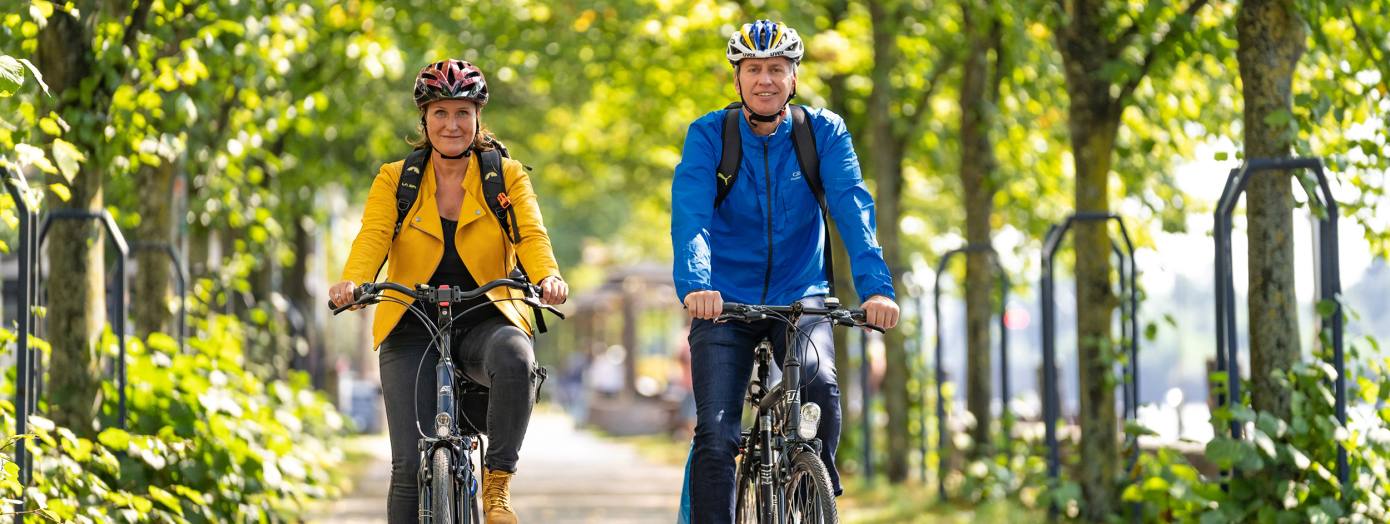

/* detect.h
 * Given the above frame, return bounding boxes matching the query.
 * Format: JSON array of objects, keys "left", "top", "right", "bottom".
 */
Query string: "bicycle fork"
[{"left": 758, "top": 412, "right": 778, "bottom": 523}]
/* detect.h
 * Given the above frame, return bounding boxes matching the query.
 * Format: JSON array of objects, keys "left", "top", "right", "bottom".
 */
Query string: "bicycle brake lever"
[{"left": 520, "top": 297, "right": 566, "bottom": 320}]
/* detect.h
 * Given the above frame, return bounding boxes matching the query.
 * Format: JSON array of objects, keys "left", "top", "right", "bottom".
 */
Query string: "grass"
[{"left": 837, "top": 477, "right": 1042, "bottom": 524}]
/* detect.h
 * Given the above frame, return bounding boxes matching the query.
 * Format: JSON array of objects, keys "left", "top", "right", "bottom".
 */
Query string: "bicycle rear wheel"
[
  {"left": 783, "top": 450, "right": 837, "bottom": 523},
  {"left": 431, "top": 447, "right": 455, "bottom": 524},
  {"left": 733, "top": 454, "right": 761, "bottom": 524}
]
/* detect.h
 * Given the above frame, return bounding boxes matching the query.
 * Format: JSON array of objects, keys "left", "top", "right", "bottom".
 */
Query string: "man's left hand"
[
  {"left": 539, "top": 276, "right": 568, "bottom": 305},
  {"left": 862, "top": 294, "right": 899, "bottom": 330}
]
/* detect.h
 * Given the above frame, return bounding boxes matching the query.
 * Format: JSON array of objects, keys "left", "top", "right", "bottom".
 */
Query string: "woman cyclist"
[{"left": 329, "top": 59, "right": 567, "bottom": 524}]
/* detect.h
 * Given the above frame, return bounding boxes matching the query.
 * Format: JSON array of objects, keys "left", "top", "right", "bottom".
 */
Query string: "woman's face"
[{"left": 424, "top": 99, "right": 479, "bottom": 157}]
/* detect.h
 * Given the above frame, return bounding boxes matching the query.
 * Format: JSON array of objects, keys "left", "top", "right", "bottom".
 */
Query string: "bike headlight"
[{"left": 798, "top": 403, "right": 821, "bottom": 440}]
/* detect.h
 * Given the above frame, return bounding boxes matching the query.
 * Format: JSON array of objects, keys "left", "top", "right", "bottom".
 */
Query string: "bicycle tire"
[
  {"left": 782, "top": 450, "right": 837, "bottom": 523},
  {"left": 431, "top": 447, "right": 455, "bottom": 524},
  {"left": 733, "top": 454, "right": 761, "bottom": 524}
]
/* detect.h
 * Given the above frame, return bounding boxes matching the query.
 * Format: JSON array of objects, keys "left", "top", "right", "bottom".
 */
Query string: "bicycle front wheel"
[
  {"left": 783, "top": 450, "right": 837, "bottom": 523},
  {"left": 431, "top": 447, "right": 455, "bottom": 524},
  {"left": 733, "top": 454, "right": 761, "bottom": 524}
]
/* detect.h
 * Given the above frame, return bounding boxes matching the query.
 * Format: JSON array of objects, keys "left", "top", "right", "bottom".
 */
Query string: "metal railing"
[
  {"left": 1039, "top": 212, "right": 1140, "bottom": 518},
  {"left": 930, "top": 244, "right": 1010, "bottom": 500},
  {"left": 1213, "top": 157, "right": 1347, "bottom": 485},
  {"left": 38, "top": 209, "right": 131, "bottom": 430}
]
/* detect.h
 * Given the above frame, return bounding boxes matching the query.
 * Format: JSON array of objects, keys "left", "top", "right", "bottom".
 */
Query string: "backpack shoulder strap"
[
  {"left": 788, "top": 105, "right": 836, "bottom": 298},
  {"left": 478, "top": 145, "right": 548, "bottom": 334},
  {"left": 374, "top": 148, "right": 430, "bottom": 280},
  {"left": 714, "top": 102, "right": 743, "bottom": 209},
  {"left": 478, "top": 147, "right": 519, "bottom": 244},
  {"left": 789, "top": 105, "right": 822, "bottom": 203},
  {"left": 395, "top": 148, "right": 430, "bottom": 238}
]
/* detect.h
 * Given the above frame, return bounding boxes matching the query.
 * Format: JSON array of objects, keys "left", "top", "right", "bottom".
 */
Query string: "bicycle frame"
[
  {"left": 746, "top": 306, "right": 818, "bottom": 524},
  {"left": 418, "top": 286, "right": 481, "bottom": 524}
]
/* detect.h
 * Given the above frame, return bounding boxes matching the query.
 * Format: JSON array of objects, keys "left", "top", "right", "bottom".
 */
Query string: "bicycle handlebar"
[
  {"left": 328, "top": 278, "right": 565, "bottom": 320},
  {"left": 718, "top": 301, "right": 884, "bottom": 332}
]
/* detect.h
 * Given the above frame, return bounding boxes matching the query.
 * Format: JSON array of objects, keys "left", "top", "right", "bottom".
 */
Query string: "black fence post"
[
  {"left": 931, "top": 244, "right": 1010, "bottom": 501},
  {"left": 1212, "top": 157, "right": 1347, "bottom": 486},
  {"left": 38, "top": 209, "right": 131, "bottom": 430}
]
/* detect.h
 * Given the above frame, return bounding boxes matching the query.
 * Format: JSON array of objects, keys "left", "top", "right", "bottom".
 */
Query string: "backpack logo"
[
  {"left": 407, "top": 166, "right": 421, "bottom": 174},
  {"left": 402, "top": 182, "right": 418, "bottom": 190},
  {"left": 790, "top": 170, "right": 803, "bottom": 181},
  {"left": 486, "top": 171, "right": 499, "bottom": 180},
  {"left": 718, "top": 172, "right": 732, "bottom": 184}
]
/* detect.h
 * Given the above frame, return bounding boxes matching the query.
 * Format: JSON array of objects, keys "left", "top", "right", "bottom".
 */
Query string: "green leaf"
[
  {"left": 0, "top": 55, "right": 22, "bottom": 97},
  {"left": 1141, "top": 475, "right": 1170, "bottom": 493},
  {"left": 50, "top": 139, "right": 84, "bottom": 183},
  {"left": 1252, "top": 429, "right": 1277, "bottom": 459},
  {"left": 147, "top": 486, "right": 183, "bottom": 516},
  {"left": 1263, "top": 109, "right": 1293, "bottom": 127},
  {"left": 1214, "top": 151, "right": 1228, "bottom": 161},
  {"left": 48, "top": 183, "right": 70, "bottom": 202},
  {"left": 97, "top": 428, "right": 131, "bottom": 451},
  {"left": 1125, "top": 420, "right": 1158, "bottom": 437},
  {"left": 1315, "top": 299, "right": 1337, "bottom": 318},
  {"left": 18, "top": 59, "right": 47, "bottom": 95},
  {"left": 1206, "top": 438, "right": 1244, "bottom": 468}
]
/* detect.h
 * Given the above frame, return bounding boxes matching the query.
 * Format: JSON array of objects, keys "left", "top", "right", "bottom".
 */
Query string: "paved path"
[{"left": 312, "top": 411, "right": 684, "bottom": 523}]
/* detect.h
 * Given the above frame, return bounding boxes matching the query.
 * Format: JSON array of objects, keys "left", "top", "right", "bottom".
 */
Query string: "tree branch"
[
  {"left": 901, "top": 47, "right": 959, "bottom": 148},
  {"left": 1344, "top": 5, "right": 1390, "bottom": 83},
  {"left": 120, "top": 0, "right": 153, "bottom": 51},
  {"left": 1114, "top": 0, "right": 1210, "bottom": 107}
]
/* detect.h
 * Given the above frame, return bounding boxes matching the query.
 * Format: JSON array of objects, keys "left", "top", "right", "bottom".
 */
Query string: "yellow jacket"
[{"left": 340, "top": 153, "right": 562, "bottom": 348}]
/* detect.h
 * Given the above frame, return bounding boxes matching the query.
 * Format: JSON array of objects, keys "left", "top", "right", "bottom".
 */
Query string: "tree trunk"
[
  {"left": 1058, "top": 10, "right": 1122, "bottom": 519},
  {"left": 287, "top": 217, "right": 327, "bottom": 387},
  {"left": 37, "top": 9, "right": 105, "bottom": 437},
  {"left": 959, "top": 0, "right": 1000, "bottom": 460},
  {"left": 134, "top": 161, "right": 176, "bottom": 340},
  {"left": 821, "top": 1, "right": 860, "bottom": 472},
  {"left": 867, "top": 0, "right": 911, "bottom": 484},
  {"left": 1238, "top": 0, "right": 1304, "bottom": 421}
]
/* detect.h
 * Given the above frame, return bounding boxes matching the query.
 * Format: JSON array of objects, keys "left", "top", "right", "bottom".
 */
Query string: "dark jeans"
[
  {"left": 378, "top": 314, "right": 541, "bottom": 524},
  {"left": 688, "top": 296, "right": 841, "bottom": 524}
]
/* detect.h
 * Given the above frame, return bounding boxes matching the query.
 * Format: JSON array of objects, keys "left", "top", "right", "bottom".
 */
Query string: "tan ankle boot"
[{"left": 482, "top": 467, "right": 518, "bottom": 524}]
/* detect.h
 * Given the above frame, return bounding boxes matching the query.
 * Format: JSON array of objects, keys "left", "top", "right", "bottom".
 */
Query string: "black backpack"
[
  {"left": 714, "top": 103, "right": 837, "bottom": 297},
  {"left": 386, "top": 140, "right": 547, "bottom": 333}
]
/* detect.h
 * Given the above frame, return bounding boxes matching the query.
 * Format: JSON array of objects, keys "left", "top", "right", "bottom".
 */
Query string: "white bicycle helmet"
[{"left": 726, "top": 20, "right": 804, "bottom": 65}]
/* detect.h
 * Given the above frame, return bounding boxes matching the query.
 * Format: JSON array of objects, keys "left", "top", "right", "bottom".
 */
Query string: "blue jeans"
[{"left": 687, "top": 297, "right": 841, "bottom": 524}]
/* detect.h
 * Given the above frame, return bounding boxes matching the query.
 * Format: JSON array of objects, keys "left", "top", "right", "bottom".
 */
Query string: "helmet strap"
[{"left": 735, "top": 68, "right": 795, "bottom": 123}]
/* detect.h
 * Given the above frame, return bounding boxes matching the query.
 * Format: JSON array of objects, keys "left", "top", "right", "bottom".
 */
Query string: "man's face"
[{"left": 735, "top": 57, "right": 796, "bottom": 117}]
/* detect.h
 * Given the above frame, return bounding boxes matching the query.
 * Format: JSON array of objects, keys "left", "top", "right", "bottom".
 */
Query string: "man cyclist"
[{"left": 670, "top": 19, "right": 900, "bottom": 523}]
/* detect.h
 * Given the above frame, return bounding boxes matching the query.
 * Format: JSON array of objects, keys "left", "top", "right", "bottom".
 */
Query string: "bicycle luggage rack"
[
  {"left": 1212, "top": 157, "right": 1347, "bottom": 486},
  {"left": 930, "top": 244, "right": 1010, "bottom": 500},
  {"left": 38, "top": 208, "right": 131, "bottom": 430},
  {"left": 1039, "top": 212, "right": 1140, "bottom": 518}
]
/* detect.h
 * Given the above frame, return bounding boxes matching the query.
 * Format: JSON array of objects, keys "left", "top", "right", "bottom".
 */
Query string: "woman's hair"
[{"left": 407, "top": 113, "right": 497, "bottom": 152}]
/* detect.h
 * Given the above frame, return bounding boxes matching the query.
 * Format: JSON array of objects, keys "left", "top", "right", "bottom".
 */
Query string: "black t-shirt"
[{"left": 396, "top": 217, "right": 503, "bottom": 334}]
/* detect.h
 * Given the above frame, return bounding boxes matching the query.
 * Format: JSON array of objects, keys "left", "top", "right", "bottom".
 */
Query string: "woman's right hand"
[{"left": 329, "top": 280, "right": 360, "bottom": 309}]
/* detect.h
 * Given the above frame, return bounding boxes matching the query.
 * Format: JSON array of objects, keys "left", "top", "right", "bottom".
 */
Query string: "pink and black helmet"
[{"left": 413, "top": 59, "right": 489, "bottom": 109}]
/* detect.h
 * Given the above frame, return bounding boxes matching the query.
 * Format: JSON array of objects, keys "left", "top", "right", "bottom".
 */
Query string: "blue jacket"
[{"left": 670, "top": 106, "right": 895, "bottom": 305}]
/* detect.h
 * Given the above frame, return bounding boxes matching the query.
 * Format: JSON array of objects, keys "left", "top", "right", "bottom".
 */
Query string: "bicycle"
[
  {"left": 717, "top": 298, "right": 881, "bottom": 524},
  {"left": 330, "top": 278, "right": 564, "bottom": 524}
]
